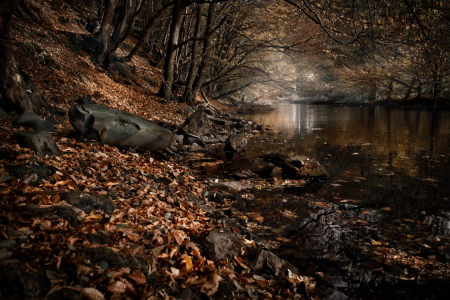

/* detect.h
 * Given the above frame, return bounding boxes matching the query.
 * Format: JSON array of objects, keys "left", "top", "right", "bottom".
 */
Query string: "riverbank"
[{"left": 0, "top": 3, "right": 318, "bottom": 298}]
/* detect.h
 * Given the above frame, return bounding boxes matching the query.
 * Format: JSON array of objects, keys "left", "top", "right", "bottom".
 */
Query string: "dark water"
[{"left": 237, "top": 104, "right": 450, "bottom": 299}]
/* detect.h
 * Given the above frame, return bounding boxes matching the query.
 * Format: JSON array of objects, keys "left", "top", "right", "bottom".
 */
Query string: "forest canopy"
[{"left": 1, "top": 0, "right": 450, "bottom": 113}]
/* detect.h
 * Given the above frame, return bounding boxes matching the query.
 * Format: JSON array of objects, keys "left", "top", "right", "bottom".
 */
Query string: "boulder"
[
  {"left": 282, "top": 155, "right": 328, "bottom": 178},
  {"left": 230, "top": 155, "right": 275, "bottom": 177},
  {"left": 201, "top": 229, "right": 245, "bottom": 263},
  {"left": 13, "top": 112, "right": 55, "bottom": 131},
  {"left": 182, "top": 109, "right": 210, "bottom": 136},
  {"left": 225, "top": 134, "right": 247, "bottom": 153},
  {"left": 68, "top": 104, "right": 174, "bottom": 151},
  {"left": 12, "top": 131, "right": 61, "bottom": 157},
  {"left": 246, "top": 247, "right": 298, "bottom": 277}
]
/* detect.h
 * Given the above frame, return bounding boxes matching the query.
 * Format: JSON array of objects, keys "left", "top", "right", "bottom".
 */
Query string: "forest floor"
[{"left": 0, "top": 1, "right": 314, "bottom": 299}]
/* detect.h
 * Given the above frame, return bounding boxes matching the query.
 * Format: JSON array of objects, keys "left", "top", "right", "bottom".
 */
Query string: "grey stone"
[
  {"left": 57, "top": 191, "right": 115, "bottom": 215},
  {"left": 282, "top": 155, "right": 328, "bottom": 178},
  {"left": 209, "top": 180, "right": 253, "bottom": 193},
  {"left": 0, "top": 240, "right": 17, "bottom": 248},
  {"left": 247, "top": 247, "right": 298, "bottom": 277},
  {"left": 230, "top": 155, "right": 275, "bottom": 177},
  {"left": 201, "top": 229, "right": 245, "bottom": 263},
  {"left": 225, "top": 134, "right": 247, "bottom": 153},
  {"left": 0, "top": 176, "right": 12, "bottom": 182},
  {"left": 0, "top": 108, "right": 7, "bottom": 120},
  {"left": 69, "top": 104, "right": 174, "bottom": 151},
  {"left": 12, "top": 130, "right": 61, "bottom": 157},
  {"left": 182, "top": 109, "right": 210, "bottom": 136},
  {"left": 190, "top": 143, "right": 206, "bottom": 152},
  {"left": 13, "top": 112, "right": 55, "bottom": 131},
  {"left": 0, "top": 251, "right": 12, "bottom": 260},
  {"left": 9, "top": 162, "right": 57, "bottom": 183}
]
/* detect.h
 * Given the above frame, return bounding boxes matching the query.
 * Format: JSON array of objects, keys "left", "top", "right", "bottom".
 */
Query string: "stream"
[{"left": 236, "top": 104, "right": 450, "bottom": 299}]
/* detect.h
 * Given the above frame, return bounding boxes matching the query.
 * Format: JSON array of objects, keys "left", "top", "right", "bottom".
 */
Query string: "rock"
[
  {"left": 29, "top": 206, "right": 80, "bottom": 227},
  {"left": 230, "top": 155, "right": 275, "bottom": 177},
  {"left": 0, "top": 240, "right": 17, "bottom": 248},
  {"left": 85, "top": 233, "right": 109, "bottom": 245},
  {"left": 190, "top": 143, "right": 206, "bottom": 152},
  {"left": 36, "top": 50, "right": 59, "bottom": 69},
  {"left": 174, "top": 134, "right": 184, "bottom": 144},
  {"left": 11, "top": 130, "right": 61, "bottom": 157},
  {"left": 183, "top": 135, "right": 205, "bottom": 147},
  {"left": 9, "top": 161, "right": 57, "bottom": 183},
  {"left": 282, "top": 155, "right": 328, "bottom": 178},
  {"left": 0, "top": 108, "right": 7, "bottom": 120},
  {"left": 246, "top": 247, "right": 298, "bottom": 277},
  {"left": 210, "top": 117, "right": 234, "bottom": 127},
  {"left": 58, "top": 191, "right": 116, "bottom": 215},
  {"left": 182, "top": 109, "right": 210, "bottom": 136},
  {"left": 270, "top": 167, "right": 283, "bottom": 180},
  {"left": 177, "top": 288, "right": 201, "bottom": 300},
  {"left": 225, "top": 134, "right": 247, "bottom": 153},
  {"left": 76, "top": 247, "right": 129, "bottom": 268},
  {"left": 186, "top": 193, "right": 209, "bottom": 211},
  {"left": 13, "top": 112, "right": 55, "bottom": 131},
  {"left": 46, "top": 288, "right": 82, "bottom": 300},
  {"left": 0, "top": 175, "right": 12, "bottom": 182},
  {"left": 209, "top": 180, "right": 253, "bottom": 193},
  {"left": 0, "top": 260, "right": 43, "bottom": 298},
  {"left": 201, "top": 136, "right": 221, "bottom": 144},
  {"left": 69, "top": 104, "right": 174, "bottom": 151},
  {"left": 201, "top": 229, "right": 245, "bottom": 263}
]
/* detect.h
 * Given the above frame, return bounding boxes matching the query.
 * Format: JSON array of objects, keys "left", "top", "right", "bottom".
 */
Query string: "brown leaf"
[
  {"left": 107, "top": 281, "right": 127, "bottom": 294},
  {"left": 81, "top": 287, "right": 105, "bottom": 300},
  {"left": 126, "top": 271, "right": 146, "bottom": 285}
]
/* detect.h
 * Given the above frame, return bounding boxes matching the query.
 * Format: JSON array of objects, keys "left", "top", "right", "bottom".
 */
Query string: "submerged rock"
[
  {"left": 282, "top": 155, "right": 328, "bottom": 178},
  {"left": 69, "top": 104, "right": 174, "bottom": 151}
]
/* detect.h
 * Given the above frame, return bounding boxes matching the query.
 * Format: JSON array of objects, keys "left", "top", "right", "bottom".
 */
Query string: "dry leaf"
[{"left": 81, "top": 287, "right": 105, "bottom": 300}]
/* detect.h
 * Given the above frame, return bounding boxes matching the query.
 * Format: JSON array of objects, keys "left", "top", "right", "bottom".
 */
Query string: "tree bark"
[
  {"left": 184, "top": 1, "right": 216, "bottom": 106},
  {"left": 157, "top": 0, "right": 187, "bottom": 101},
  {"left": 183, "top": 4, "right": 202, "bottom": 102},
  {"left": 97, "top": 0, "right": 117, "bottom": 65},
  {"left": 125, "top": 2, "right": 172, "bottom": 62},
  {"left": 0, "top": 0, "right": 43, "bottom": 112}
]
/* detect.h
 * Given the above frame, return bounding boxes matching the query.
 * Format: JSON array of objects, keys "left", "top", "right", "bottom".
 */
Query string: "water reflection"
[{"left": 237, "top": 104, "right": 450, "bottom": 299}]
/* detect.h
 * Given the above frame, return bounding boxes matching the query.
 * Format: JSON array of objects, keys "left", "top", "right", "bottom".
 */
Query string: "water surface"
[{"left": 237, "top": 104, "right": 450, "bottom": 299}]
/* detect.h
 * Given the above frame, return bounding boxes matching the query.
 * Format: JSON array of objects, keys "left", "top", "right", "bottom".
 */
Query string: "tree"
[{"left": 0, "top": 0, "right": 47, "bottom": 113}]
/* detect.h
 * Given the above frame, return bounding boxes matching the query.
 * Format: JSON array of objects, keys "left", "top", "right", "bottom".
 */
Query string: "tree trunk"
[
  {"left": 0, "top": 0, "right": 44, "bottom": 112},
  {"left": 403, "top": 77, "right": 416, "bottom": 101},
  {"left": 111, "top": 0, "right": 133, "bottom": 52},
  {"left": 184, "top": 1, "right": 216, "bottom": 106},
  {"left": 110, "top": 0, "right": 144, "bottom": 55},
  {"left": 157, "top": 0, "right": 186, "bottom": 101},
  {"left": 125, "top": 3, "right": 171, "bottom": 62},
  {"left": 183, "top": 4, "right": 202, "bottom": 102},
  {"left": 97, "top": 0, "right": 117, "bottom": 65}
]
